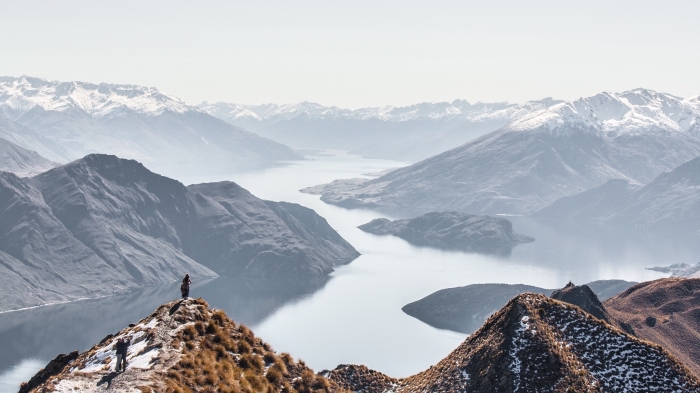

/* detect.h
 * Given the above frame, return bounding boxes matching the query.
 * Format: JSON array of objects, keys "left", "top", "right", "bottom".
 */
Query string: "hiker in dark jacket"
[
  {"left": 181, "top": 273, "right": 191, "bottom": 299},
  {"left": 115, "top": 337, "right": 130, "bottom": 372},
  {"left": 115, "top": 338, "right": 124, "bottom": 372}
]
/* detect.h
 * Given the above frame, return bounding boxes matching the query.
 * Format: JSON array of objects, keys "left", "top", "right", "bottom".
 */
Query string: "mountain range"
[
  {"left": 0, "top": 76, "right": 302, "bottom": 179},
  {"left": 198, "top": 98, "right": 562, "bottom": 161},
  {"left": 0, "top": 154, "right": 358, "bottom": 312},
  {"left": 304, "top": 89, "right": 700, "bottom": 216}
]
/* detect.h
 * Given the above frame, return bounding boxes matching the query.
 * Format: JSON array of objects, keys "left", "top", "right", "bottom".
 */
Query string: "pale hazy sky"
[{"left": 2, "top": 1, "right": 699, "bottom": 108}]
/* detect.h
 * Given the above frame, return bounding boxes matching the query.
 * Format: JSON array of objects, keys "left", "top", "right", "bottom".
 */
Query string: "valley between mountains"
[{"left": 2, "top": 77, "right": 700, "bottom": 392}]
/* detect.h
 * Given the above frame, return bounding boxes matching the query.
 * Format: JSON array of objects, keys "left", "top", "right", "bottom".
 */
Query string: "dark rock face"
[
  {"left": 551, "top": 282, "right": 610, "bottom": 322},
  {"left": 18, "top": 351, "right": 79, "bottom": 393},
  {"left": 358, "top": 212, "right": 533, "bottom": 255},
  {"left": 0, "top": 154, "right": 358, "bottom": 311}
]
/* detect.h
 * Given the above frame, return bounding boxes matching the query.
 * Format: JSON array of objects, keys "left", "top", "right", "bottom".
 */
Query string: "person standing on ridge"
[
  {"left": 118, "top": 336, "right": 130, "bottom": 372},
  {"left": 115, "top": 338, "right": 124, "bottom": 373},
  {"left": 181, "top": 273, "right": 191, "bottom": 299}
]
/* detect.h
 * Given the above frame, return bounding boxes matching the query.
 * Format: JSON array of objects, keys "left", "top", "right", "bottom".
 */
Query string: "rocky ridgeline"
[
  {"left": 330, "top": 293, "right": 700, "bottom": 392},
  {"left": 358, "top": 211, "right": 534, "bottom": 255},
  {"left": 25, "top": 291, "right": 700, "bottom": 393},
  {"left": 21, "top": 298, "right": 343, "bottom": 393}
]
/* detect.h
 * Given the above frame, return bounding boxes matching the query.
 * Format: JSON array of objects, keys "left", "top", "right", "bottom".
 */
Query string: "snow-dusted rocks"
[
  {"left": 0, "top": 76, "right": 302, "bottom": 177},
  {"left": 305, "top": 89, "right": 700, "bottom": 215},
  {"left": 21, "top": 298, "right": 340, "bottom": 393},
  {"left": 0, "top": 154, "right": 358, "bottom": 311},
  {"left": 357, "top": 211, "right": 533, "bottom": 255},
  {"left": 199, "top": 98, "right": 562, "bottom": 161},
  {"left": 328, "top": 293, "right": 700, "bottom": 392}
]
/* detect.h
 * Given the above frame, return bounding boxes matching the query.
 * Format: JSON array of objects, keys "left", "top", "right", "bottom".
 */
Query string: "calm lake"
[{"left": 2, "top": 153, "right": 694, "bottom": 392}]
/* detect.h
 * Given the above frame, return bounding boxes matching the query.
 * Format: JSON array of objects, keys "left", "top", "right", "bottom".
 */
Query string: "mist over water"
[{"left": 2, "top": 153, "right": 694, "bottom": 391}]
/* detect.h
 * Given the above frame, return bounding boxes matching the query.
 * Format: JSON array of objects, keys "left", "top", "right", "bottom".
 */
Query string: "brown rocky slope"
[
  {"left": 21, "top": 298, "right": 347, "bottom": 393},
  {"left": 328, "top": 293, "right": 700, "bottom": 392},
  {"left": 605, "top": 277, "right": 700, "bottom": 379}
]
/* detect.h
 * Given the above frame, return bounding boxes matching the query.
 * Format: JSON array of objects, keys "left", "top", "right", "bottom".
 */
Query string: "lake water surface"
[{"left": 2, "top": 153, "right": 695, "bottom": 392}]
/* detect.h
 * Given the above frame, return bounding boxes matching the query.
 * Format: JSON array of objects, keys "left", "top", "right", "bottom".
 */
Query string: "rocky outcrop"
[
  {"left": 21, "top": 298, "right": 341, "bottom": 393},
  {"left": 0, "top": 154, "right": 358, "bottom": 311},
  {"left": 605, "top": 278, "right": 700, "bottom": 378},
  {"left": 18, "top": 351, "right": 79, "bottom": 393},
  {"left": 330, "top": 294, "right": 700, "bottom": 392},
  {"left": 551, "top": 282, "right": 610, "bottom": 322},
  {"left": 321, "top": 365, "right": 397, "bottom": 393},
  {"left": 358, "top": 212, "right": 533, "bottom": 255}
]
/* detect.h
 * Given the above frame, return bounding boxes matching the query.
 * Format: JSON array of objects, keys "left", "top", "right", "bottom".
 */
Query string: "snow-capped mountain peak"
[
  {"left": 505, "top": 88, "right": 700, "bottom": 135},
  {"left": 0, "top": 75, "right": 195, "bottom": 119}
]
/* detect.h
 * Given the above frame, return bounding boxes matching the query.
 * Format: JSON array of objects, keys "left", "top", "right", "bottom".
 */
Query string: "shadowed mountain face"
[
  {"left": 605, "top": 278, "right": 700, "bottom": 379},
  {"left": 0, "top": 76, "right": 302, "bottom": 177},
  {"left": 303, "top": 89, "right": 700, "bottom": 216},
  {"left": 401, "top": 280, "right": 636, "bottom": 334},
  {"left": 535, "top": 156, "right": 700, "bottom": 231},
  {"left": 0, "top": 154, "right": 358, "bottom": 311},
  {"left": 330, "top": 293, "right": 700, "bottom": 392},
  {"left": 0, "top": 137, "right": 57, "bottom": 176},
  {"left": 358, "top": 212, "right": 533, "bottom": 256}
]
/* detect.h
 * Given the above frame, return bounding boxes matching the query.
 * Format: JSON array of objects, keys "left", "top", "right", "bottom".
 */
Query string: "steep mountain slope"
[
  {"left": 535, "top": 156, "right": 700, "bottom": 231},
  {"left": 0, "top": 136, "right": 57, "bottom": 176},
  {"left": 605, "top": 278, "right": 700, "bottom": 379},
  {"left": 358, "top": 211, "right": 533, "bottom": 255},
  {"left": 199, "top": 98, "right": 561, "bottom": 161},
  {"left": 0, "top": 154, "right": 358, "bottom": 311},
  {"left": 0, "top": 116, "right": 72, "bottom": 163},
  {"left": 330, "top": 293, "right": 700, "bottom": 392},
  {"left": 0, "top": 76, "right": 301, "bottom": 178},
  {"left": 21, "top": 298, "right": 343, "bottom": 393},
  {"left": 305, "top": 89, "right": 700, "bottom": 215}
]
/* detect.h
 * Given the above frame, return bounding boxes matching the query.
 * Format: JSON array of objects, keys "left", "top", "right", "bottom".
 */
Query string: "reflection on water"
[{"left": 2, "top": 154, "right": 697, "bottom": 390}]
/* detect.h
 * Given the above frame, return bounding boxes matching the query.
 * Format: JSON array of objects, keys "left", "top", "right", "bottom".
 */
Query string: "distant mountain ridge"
[
  {"left": 0, "top": 136, "right": 57, "bottom": 176},
  {"left": 535, "top": 155, "right": 700, "bottom": 231},
  {"left": 0, "top": 154, "right": 358, "bottom": 312},
  {"left": 198, "top": 98, "right": 561, "bottom": 122},
  {"left": 304, "top": 88, "right": 700, "bottom": 215},
  {"left": 198, "top": 98, "right": 563, "bottom": 161},
  {"left": 0, "top": 76, "right": 302, "bottom": 178}
]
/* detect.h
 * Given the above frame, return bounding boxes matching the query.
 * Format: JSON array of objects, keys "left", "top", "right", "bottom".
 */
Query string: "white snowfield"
[
  {"left": 198, "top": 97, "right": 561, "bottom": 123},
  {"left": 0, "top": 76, "right": 194, "bottom": 119},
  {"left": 505, "top": 89, "right": 700, "bottom": 135}
]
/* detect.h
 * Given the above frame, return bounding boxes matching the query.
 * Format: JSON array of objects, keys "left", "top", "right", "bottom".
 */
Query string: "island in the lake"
[{"left": 358, "top": 211, "right": 534, "bottom": 255}]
